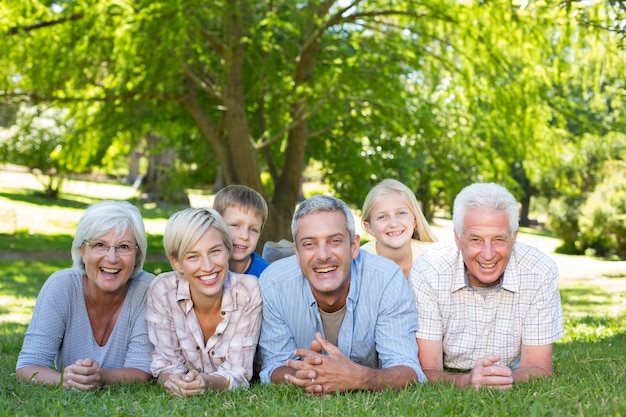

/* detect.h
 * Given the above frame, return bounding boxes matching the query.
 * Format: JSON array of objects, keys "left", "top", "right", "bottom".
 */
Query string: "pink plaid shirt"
[{"left": 147, "top": 270, "right": 262, "bottom": 390}]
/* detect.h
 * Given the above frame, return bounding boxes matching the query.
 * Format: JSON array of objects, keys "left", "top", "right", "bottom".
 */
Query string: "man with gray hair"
[
  {"left": 410, "top": 182, "right": 564, "bottom": 390},
  {"left": 258, "top": 195, "right": 426, "bottom": 395}
]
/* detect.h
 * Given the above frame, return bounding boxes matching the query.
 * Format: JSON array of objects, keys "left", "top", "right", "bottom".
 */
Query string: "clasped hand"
[
  {"left": 468, "top": 355, "right": 514, "bottom": 390},
  {"left": 62, "top": 358, "right": 101, "bottom": 391},
  {"left": 163, "top": 370, "right": 208, "bottom": 397},
  {"left": 284, "top": 332, "right": 358, "bottom": 396}
]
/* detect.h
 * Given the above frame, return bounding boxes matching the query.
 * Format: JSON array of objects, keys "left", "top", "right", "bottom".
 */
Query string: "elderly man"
[
  {"left": 410, "top": 182, "right": 564, "bottom": 390},
  {"left": 259, "top": 195, "right": 426, "bottom": 395}
]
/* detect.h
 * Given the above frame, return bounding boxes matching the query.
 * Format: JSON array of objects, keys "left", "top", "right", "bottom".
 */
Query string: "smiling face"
[
  {"left": 81, "top": 229, "right": 137, "bottom": 295},
  {"left": 363, "top": 190, "right": 416, "bottom": 252},
  {"left": 294, "top": 211, "right": 360, "bottom": 311},
  {"left": 221, "top": 205, "right": 263, "bottom": 272},
  {"left": 171, "top": 227, "right": 230, "bottom": 301},
  {"left": 455, "top": 208, "right": 517, "bottom": 288}
]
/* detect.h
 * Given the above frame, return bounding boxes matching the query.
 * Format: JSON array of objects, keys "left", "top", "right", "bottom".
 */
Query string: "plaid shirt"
[
  {"left": 147, "top": 270, "right": 262, "bottom": 390},
  {"left": 409, "top": 242, "right": 564, "bottom": 371}
]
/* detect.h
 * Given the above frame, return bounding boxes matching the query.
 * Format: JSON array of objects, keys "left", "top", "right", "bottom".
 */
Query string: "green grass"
[
  {"left": 1, "top": 331, "right": 625, "bottom": 416},
  {"left": 0, "top": 232, "right": 73, "bottom": 252},
  {"left": 1, "top": 172, "right": 626, "bottom": 416}
]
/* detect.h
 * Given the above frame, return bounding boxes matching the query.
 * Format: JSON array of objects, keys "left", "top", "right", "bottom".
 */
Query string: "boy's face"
[{"left": 221, "top": 205, "right": 264, "bottom": 263}]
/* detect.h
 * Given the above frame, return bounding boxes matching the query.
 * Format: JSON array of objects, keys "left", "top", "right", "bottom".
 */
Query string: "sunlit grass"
[
  {"left": 560, "top": 280, "right": 626, "bottom": 318},
  {"left": 0, "top": 295, "right": 35, "bottom": 325}
]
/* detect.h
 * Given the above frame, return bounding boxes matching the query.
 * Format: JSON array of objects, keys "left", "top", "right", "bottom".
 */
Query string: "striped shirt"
[
  {"left": 258, "top": 250, "right": 426, "bottom": 383},
  {"left": 409, "top": 241, "right": 564, "bottom": 371},
  {"left": 146, "top": 270, "right": 262, "bottom": 390}
]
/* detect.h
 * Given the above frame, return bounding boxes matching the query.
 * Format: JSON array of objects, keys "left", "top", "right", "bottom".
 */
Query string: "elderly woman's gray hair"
[
  {"left": 291, "top": 195, "right": 356, "bottom": 242},
  {"left": 71, "top": 201, "right": 147, "bottom": 278}
]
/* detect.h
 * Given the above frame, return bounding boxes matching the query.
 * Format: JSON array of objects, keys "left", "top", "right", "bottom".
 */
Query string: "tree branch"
[
  {"left": 0, "top": 90, "right": 186, "bottom": 104},
  {"left": 184, "top": 66, "right": 224, "bottom": 103},
  {"left": 6, "top": 13, "right": 85, "bottom": 35},
  {"left": 199, "top": 29, "right": 227, "bottom": 58}
]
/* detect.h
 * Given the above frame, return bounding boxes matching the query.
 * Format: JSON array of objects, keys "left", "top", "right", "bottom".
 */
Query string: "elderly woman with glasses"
[{"left": 16, "top": 200, "right": 154, "bottom": 391}]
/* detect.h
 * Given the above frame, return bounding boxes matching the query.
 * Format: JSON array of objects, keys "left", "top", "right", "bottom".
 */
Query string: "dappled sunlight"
[
  {"left": 0, "top": 295, "right": 35, "bottom": 325},
  {"left": 0, "top": 260, "right": 66, "bottom": 298},
  {"left": 560, "top": 313, "right": 626, "bottom": 343},
  {"left": 560, "top": 279, "right": 626, "bottom": 319}
]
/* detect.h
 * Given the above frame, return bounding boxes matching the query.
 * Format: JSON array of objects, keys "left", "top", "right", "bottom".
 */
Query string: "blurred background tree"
[{"left": 1, "top": 0, "right": 624, "bottom": 257}]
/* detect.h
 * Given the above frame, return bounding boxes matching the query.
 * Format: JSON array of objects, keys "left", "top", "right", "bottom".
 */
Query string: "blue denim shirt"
[{"left": 258, "top": 250, "right": 426, "bottom": 383}]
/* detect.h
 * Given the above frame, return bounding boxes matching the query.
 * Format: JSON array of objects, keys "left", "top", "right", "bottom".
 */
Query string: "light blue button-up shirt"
[{"left": 258, "top": 250, "right": 426, "bottom": 383}]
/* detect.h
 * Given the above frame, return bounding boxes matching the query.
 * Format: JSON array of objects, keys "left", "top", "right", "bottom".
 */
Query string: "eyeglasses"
[{"left": 83, "top": 240, "right": 139, "bottom": 256}]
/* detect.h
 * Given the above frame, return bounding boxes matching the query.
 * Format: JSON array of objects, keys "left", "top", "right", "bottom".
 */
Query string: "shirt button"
[
  {"left": 221, "top": 311, "right": 226, "bottom": 316},
  {"left": 217, "top": 333, "right": 222, "bottom": 336},
  {"left": 211, "top": 351, "right": 215, "bottom": 356}
]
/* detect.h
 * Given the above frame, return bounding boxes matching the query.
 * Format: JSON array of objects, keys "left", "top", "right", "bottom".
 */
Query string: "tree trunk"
[
  {"left": 182, "top": 1, "right": 324, "bottom": 246},
  {"left": 143, "top": 132, "right": 190, "bottom": 205},
  {"left": 519, "top": 193, "right": 531, "bottom": 228},
  {"left": 511, "top": 161, "right": 533, "bottom": 227},
  {"left": 127, "top": 147, "right": 143, "bottom": 185},
  {"left": 260, "top": 10, "right": 322, "bottom": 246}
]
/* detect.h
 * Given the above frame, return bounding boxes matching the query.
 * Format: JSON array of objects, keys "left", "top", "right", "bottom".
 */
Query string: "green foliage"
[
  {"left": 546, "top": 194, "right": 586, "bottom": 254},
  {"left": 0, "top": 104, "right": 72, "bottom": 197},
  {"left": 562, "top": 0, "right": 626, "bottom": 47},
  {"left": 547, "top": 133, "right": 626, "bottom": 258},
  {"left": 578, "top": 162, "right": 626, "bottom": 259}
]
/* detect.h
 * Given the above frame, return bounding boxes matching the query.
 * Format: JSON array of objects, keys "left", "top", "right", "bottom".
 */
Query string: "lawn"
[{"left": 1, "top": 169, "right": 625, "bottom": 416}]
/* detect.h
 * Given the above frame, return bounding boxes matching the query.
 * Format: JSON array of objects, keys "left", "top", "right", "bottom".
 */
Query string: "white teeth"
[
  {"left": 314, "top": 266, "right": 337, "bottom": 273},
  {"left": 101, "top": 268, "right": 120, "bottom": 274},
  {"left": 199, "top": 273, "right": 217, "bottom": 282}
]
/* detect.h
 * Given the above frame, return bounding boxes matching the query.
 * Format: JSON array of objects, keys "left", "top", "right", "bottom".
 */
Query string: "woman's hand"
[
  {"left": 163, "top": 370, "right": 208, "bottom": 397},
  {"left": 62, "top": 358, "right": 101, "bottom": 391}
]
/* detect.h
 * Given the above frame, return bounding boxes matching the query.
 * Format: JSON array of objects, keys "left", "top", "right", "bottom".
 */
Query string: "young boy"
[{"left": 213, "top": 185, "right": 270, "bottom": 277}]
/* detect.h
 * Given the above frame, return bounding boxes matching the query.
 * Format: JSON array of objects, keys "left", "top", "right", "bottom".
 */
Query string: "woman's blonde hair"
[
  {"left": 163, "top": 208, "right": 233, "bottom": 268},
  {"left": 362, "top": 179, "right": 438, "bottom": 242}
]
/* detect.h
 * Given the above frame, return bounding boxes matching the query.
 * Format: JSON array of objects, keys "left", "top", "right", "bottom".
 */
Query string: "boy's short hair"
[{"left": 213, "top": 185, "right": 269, "bottom": 226}]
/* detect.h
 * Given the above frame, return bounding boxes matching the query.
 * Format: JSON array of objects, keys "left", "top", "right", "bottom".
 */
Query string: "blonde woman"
[
  {"left": 147, "top": 208, "right": 262, "bottom": 396},
  {"left": 361, "top": 179, "right": 438, "bottom": 278}
]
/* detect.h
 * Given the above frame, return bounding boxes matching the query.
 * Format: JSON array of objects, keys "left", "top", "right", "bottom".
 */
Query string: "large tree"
[
  {"left": 1, "top": 0, "right": 459, "bottom": 241},
  {"left": 2, "top": 0, "right": 624, "bottom": 245}
]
